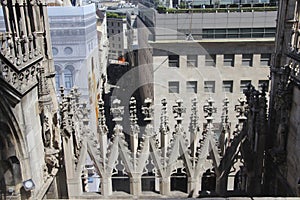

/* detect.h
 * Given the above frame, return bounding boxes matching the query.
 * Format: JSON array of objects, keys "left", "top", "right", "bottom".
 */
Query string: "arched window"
[
  {"left": 55, "top": 65, "right": 61, "bottom": 91},
  {"left": 64, "top": 65, "right": 74, "bottom": 89}
]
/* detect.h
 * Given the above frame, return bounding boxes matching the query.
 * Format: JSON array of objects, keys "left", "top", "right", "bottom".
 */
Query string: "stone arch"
[
  {"left": 141, "top": 157, "right": 156, "bottom": 192},
  {"left": 0, "top": 97, "right": 29, "bottom": 195},
  {"left": 111, "top": 158, "right": 130, "bottom": 193}
]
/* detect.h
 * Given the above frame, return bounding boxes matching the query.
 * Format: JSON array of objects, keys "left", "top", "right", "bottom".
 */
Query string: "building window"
[
  {"left": 169, "top": 81, "right": 179, "bottom": 93},
  {"left": 227, "top": 29, "right": 239, "bottom": 38},
  {"left": 64, "top": 66, "right": 74, "bottom": 89},
  {"left": 169, "top": 55, "right": 179, "bottom": 68},
  {"left": 260, "top": 54, "right": 271, "bottom": 66},
  {"left": 186, "top": 81, "right": 197, "bottom": 93},
  {"left": 240, "top": 80, "right": 251, "bottom": 93},
  {"left": 112, "top": 29, "right": 114, "bottom": 34},
  {"left": 52, "top": 47, "right": 58, "bottom": 56},
  {"left": 64, "top": 47, "right": 73, "bottom": 55},
  {"left": 223, "top": 54, "right": 234, "bottom": 67},
  {"left": 55, "top": 65, "right": 61, "bottom": 91},
  {"left": 204, "top": 81, "right": 215, "bottom": 93},
  {"left": 258, "top": 80, "right": 269, "bottom": 91},
  {"left": 119, "top": 44, "right": 121, "bottom": 48},
  {"left": 252, "top": 28, "right": 264, "bottom": 38},
  {"left": 187, "top": 55, "right": 197, "bottom": 67},
  {"left": 242, "top": 54, "right": 253, "bottom": 67},
  {"left": 205, "top": 54, "right": 216, "bottom": 67},
  {"left": 240, "top": 28, "right": 252, "bottom": 38},
  {"left": 222, "top": 81, "right": 233, "bottom": 93},
  {"left": 215, "top": 29, "right": 226, "bottom": 38},
  {"left": 118, "top": 30, "right": 121, "bottom": 34},
  {"left": 55, "top": 75, "right": 60, "bottom": 90}
]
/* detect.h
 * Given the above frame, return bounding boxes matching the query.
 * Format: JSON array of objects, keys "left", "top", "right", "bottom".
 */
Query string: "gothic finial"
[
  {"left": 235, "top": 97, "right": 247, "bottom": 123},
  {"left": 110, "top": 99, "right": 124, "bottom": 123},
  {"left": 191, "top": 97, "right": 199, "bottom": 130},
  {"left": 59, "top": 86, "right": 64, "bottom": 98},
  {"left": 73, "top": 86, "right": 81, "bottom": 105},
  {"left": 160, "top": 98, "right": 169, "bottom": 129},
  {"left": 142, "top": 98, "right": 153, "bottom": 122},
  {"left": 98, "top": 99, "right": 106, "bottom": 126},
  {"left": 244, "top": 83, "right": 254, "bottom": 104},
  {"left": 172, "top": 99, "right": 186, "bottom": 124},
  {"left": 203, "top": 97, "right": 217, "bottom": 123},
  {"left": 129, "top": 97, "right": 138, "bottom": 125},
  {"left": 221, "top": 98, "right": 229, "bottom": 124}
]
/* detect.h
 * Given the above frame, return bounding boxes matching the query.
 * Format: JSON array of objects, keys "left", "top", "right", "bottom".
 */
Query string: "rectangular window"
[
  {"left": 215, "top": 29, "right": 226, "bottom": 38},
  {"left": 258, "top": 80, "right": 269, "bottom": 91},
  {"left": 240, "top": 80, "right": 251, "bottom": 93},
  {"left": 169, "top": 55, "right": 179, "bottom": 68},
  {"left": 205, "top": 54, "right": 216, "bottom": 67},
  {"left": 204, "top": 81, "right": 215, "bottom": 93},
  {"left": 228, "top": 29, "right": 239, "bottom": 38},
  {"left": 252, "top": 28, "right": 264, "bottom": 37},
  {"left": 202, "top": 29, "right": 214, "bottom": 38},
  {"left": 242, "top": 54, "right": 253, "bottom": 67},
  {"left": 260, "top": 54, "right": 271, "bottom": 66},
  {"left": 65, "top": 76, "right": 73, "bottom": 89},
  {"left": 224, "top": 54, "right": 234, "bottom": 67},
  {"left": 187, "top": 55, "right": 197, "bottom": 67},
  {"left": 264, "top": 28, "right": 276, "bottom": 37},
  {"left": 169, "top": 81, "right": 179, "bottom": 93},
  {"left": 240, "top": 28, "right": 251, "bottom": 38},
  {"left": 186, "top": 81, "right": 197, "bottom": 93},
  {"left": 222, "top": 81, "right": 233, "bottom": 93}
]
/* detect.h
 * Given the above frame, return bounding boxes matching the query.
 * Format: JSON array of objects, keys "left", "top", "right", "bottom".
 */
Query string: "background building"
[
  {"left": 106, "top": 4, "right": 137, "bottom": 61},
  {"left": 48, "top": 4, "right": 102, "bottom": 134},
  {"left": 137, "top": 3, "right": 277, "bottom": 135}
]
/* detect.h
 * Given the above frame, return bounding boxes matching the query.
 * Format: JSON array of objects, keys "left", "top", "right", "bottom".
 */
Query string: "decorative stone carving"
[
  {"left": 172, "top": 99, "right": 186, "bottom": 124},
  {"left": 110, "top": 99, "right": 124, "bottom": 123},
  {"left": 142, "top": 98, "right": 153, "bottom": 122},
  {"left": 203, "top": 97, "right": 217, "bottom": 125}
]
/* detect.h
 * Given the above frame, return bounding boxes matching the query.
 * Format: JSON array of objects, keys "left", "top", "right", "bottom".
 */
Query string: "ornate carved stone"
[
  {"left": 110, "top": 98, "right": 124, "bottom": 123},
  {"left": 203, "top": 97, "right": 217, "bottom": 124},
  {"left": 172, "top": 99, "right": 186, "bottom": 124}
]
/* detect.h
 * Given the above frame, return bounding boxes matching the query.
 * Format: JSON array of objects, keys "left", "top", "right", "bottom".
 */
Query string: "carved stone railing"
[{"left": 59, "top": 87, "right": 269, "bottom": 197}]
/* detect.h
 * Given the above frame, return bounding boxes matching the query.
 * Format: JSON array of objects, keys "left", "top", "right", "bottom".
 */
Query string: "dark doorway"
[
  {"left": 142, "top": 172, "right": 156, "bottom": 192},
  {"left": 171, "top": 168, "right": 187, "bottom": 193},
  {"left": 112, "top": 172, "right": 130, "bottom": 193},
  {"left": 201, "top": 169, "right": 216, "bottom": 192}
]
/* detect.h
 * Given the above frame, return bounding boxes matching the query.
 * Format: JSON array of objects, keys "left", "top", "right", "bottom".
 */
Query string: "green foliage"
[
  {"left": 106, "top": 12, "right": 126, "bottom": 19},
  {"left": 156, "top": 5, "right": 167, "bottom": 13}
]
